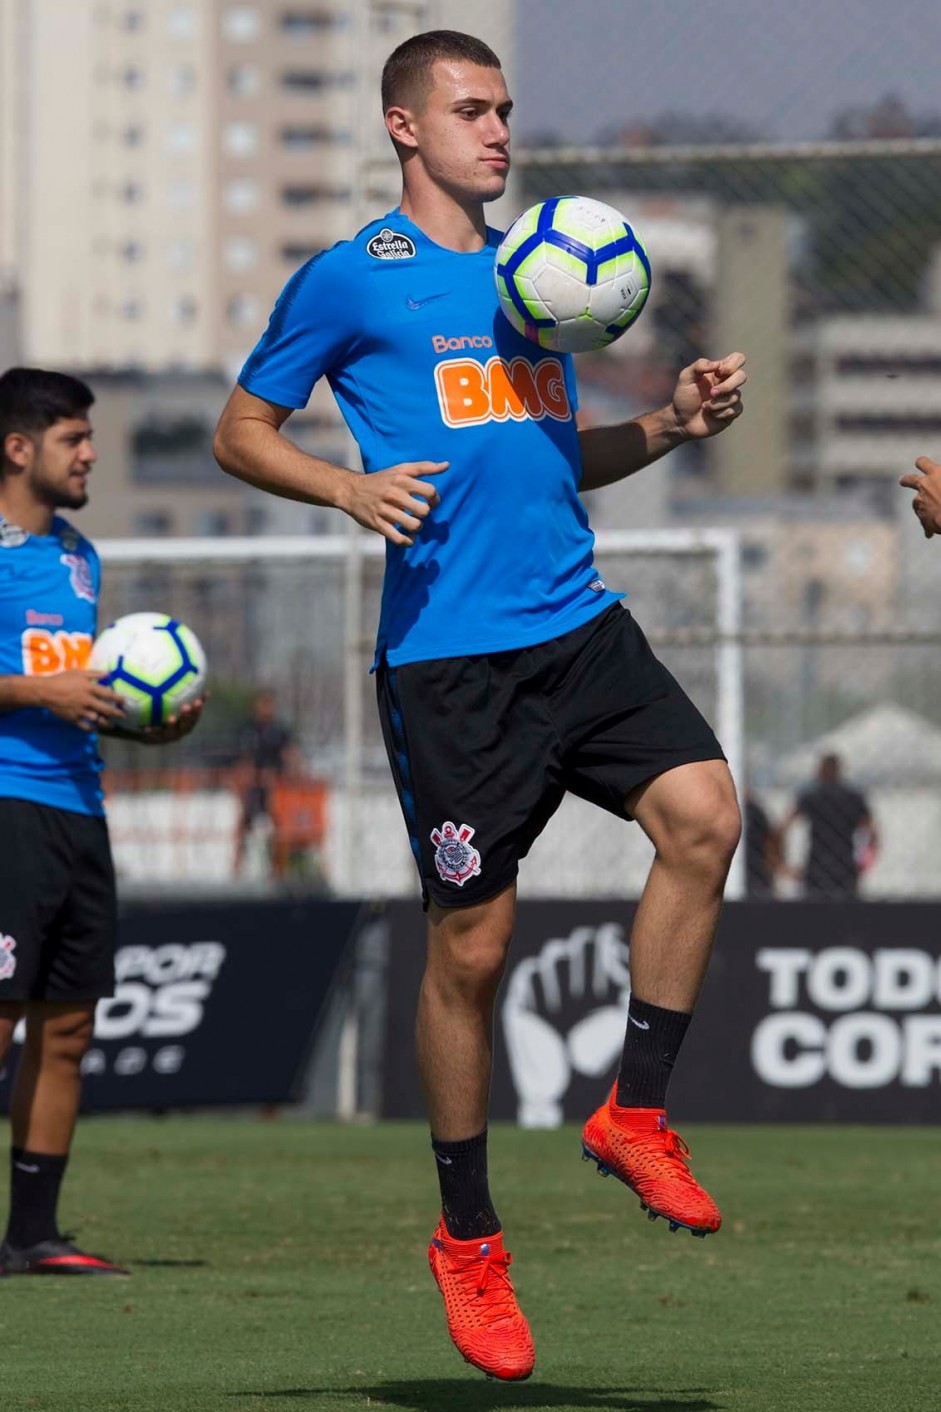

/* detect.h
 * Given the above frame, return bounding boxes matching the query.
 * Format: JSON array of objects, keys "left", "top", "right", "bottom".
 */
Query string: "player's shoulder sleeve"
[{"left": 238, "top": 241, "right": 360, "bottom": 410}]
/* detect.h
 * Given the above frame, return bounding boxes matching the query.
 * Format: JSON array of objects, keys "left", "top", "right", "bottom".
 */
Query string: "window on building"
[
  {"left": 281, "top": 184, "right": 349, "bottom": 205},
  {"left": 280, "top": 124, "right": 350, "bottom": 150},
  {"left": 122, "top": 65, "right": 144, "bottom": 89},
  {"left": 121, "top": 240, "right": 145, "bottom": 263},
  {"left": 168, "top": 123, "right": 197, "bottom": 154},
  {"left": 280, "top": 71, "right": 327, "bottom": 93},
  {"left": 122, "top": 124, "right": 145, "bottom": 147},
  {"left": 169, "top": 64, "right": 197, "bottom": 97},
  {"left": 227, "top": 293, "right": 260, "bottom": 328},
  {"left": 224, "top": 235, "right": 258, "bottom": 272},
  {"left": 223, "top": 6, "right": 261, "bottom": 42},
  {"left": 122, "top": 298, "right": 143, "bottom": 321},
  {"left": 225, "top": 178, "right": 260, "bottom": 213},
  {"left": 228, "top": 63, "right": 260, "bottom": 97},
  {"left": 122, "top": 9, "right": 145, "bottom": 32},
  {"left": 168, "top": 6, "right": 197, "bottom": 39},
  {"left": 281, "top": 243, "right": 322, "bottom": 263},
  {"left": 168, "top": 179, "right": 196, "bottom": 211},
  {"left": 280, "top": 11, "right": 344, "bottom": 37},
  {"left": 835, "top": 414, "right": 941, "bottom": 435},
  {"left": 173, "top": 295, "right": 198, "bottom": 326},
  {"left": 167, "top": 239, "right": 195, "bottom": 272},
  {"left": 195, "top": 510, "right": 231, "bottom": 537},
  {"left": 135, "top": 510, "right": 175, "bottom": 536},
  {"left": 120, "top": 180, "right": 144, "bottom": 204},
  {"left": 223, "top": 121, "right": 259, "bottom": 157}
]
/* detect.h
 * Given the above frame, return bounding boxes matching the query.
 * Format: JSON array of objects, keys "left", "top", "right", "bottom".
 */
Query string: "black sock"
[
  {"left": 615, "top": 996, "right": 692, "bottom": 1109},
  {"left": 431, "top": 1128, "right": 501, "bottom": 1242},
  {"left": 5, "top": 1148, "right": 67, "bottom": 1249}
]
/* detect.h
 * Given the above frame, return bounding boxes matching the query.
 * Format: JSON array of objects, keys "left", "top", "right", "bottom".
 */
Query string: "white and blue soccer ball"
[
  {"left": 89, "top": 611, "right": 207, "bottom": 732},
  {"left": 495, "top": 196, "right": 651, "bottom": 354}
]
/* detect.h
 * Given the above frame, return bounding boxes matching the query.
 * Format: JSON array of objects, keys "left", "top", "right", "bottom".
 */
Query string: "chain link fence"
[{"left": 504, "top": 0, "right": 941, "bottom": 899}]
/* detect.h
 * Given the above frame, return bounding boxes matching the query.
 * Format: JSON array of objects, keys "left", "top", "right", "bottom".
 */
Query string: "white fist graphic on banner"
[{"left": 501, "top": 923, "right": 630, "bottom": 1127}]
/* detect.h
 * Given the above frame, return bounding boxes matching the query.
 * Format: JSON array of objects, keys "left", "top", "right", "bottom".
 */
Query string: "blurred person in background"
[
  {"left": 232, "top": 685, "right": 306, "bottom": 877},
  {"left": 214, "top": 29, "right": 746, "bottom": 1381},
  {"left": 0, "top": 367, "right": 201, "bottom": 1276},
  {"left": 744, "top": 789, "right": 779, "bottom": 898},
  {"left": 778, "top": 752, "right": 878, "bottom": 900},
  {"left": 899, "top": 456, "right": 941, "bottom": 535}
]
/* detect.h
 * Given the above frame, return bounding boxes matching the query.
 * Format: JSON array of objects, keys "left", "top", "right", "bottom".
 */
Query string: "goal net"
[{"left": 97, "top": 530, "right": 744, "bottom": 899}]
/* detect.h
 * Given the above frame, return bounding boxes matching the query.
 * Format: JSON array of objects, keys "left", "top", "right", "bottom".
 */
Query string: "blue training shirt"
[
  {"left": 0, "top": 515, "right": 104, "bottom": 816},
  {"left": 239, "top": 209, "right": 623, "bottom": 667}
]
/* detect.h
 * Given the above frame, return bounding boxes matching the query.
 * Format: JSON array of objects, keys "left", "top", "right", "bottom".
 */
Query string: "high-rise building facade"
[{"left": 1, "top": 0, "right": 516, "bottom": 377}]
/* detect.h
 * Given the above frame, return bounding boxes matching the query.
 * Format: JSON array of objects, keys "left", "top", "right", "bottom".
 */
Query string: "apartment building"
[{"left": 0, "top": 0, "right": 516, "bottom": 535}]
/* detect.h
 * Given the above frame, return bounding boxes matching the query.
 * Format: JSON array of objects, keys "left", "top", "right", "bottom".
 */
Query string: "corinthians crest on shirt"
[{"left": 431, "top": 821, "right": 482, "bottom": 887}]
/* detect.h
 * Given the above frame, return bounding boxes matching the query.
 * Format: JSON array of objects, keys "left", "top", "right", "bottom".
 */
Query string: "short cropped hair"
[
  {"left": 381, "top": 29, "right": 502, "bottom": 115},
  {"left": 0, "top": 367, "right": 94, "bottom": 450}
]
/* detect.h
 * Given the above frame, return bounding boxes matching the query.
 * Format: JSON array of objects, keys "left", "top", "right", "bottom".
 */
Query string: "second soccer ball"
[
  {"left": 495, "top": 196, "right": 651, "bottom": 354},
  {"left": 89, "top": 611, "right": 207, "bottom": 732}
]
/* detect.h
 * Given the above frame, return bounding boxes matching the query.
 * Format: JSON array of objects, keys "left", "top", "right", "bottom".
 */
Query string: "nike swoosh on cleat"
[
  {"left": 628, "top": 1016, "right": 650, "bottom": 1030},
  {"left": 406, "top": 292, "right": 448, "bottom": 310}
]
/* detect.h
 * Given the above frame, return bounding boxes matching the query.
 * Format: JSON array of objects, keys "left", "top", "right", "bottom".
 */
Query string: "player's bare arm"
[
  {"left": 0, "top": 671, "right": 124, "bottom": 732},
  {"left": 578, "top": 353, "right": 747, "bottom": 492},
  {"left": 214, "top": 386, "right": 447, "bottom": 547},
  {"left": 899, "top": 456, "right": 941, "bottom": 538}
]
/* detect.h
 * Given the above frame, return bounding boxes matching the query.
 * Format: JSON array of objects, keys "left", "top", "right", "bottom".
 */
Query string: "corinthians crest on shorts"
[
  {"left": 0, "top": 934, "right": 17, "bottom": 981},
  {"left": 431, "top": 821, "right": 482, "bottom": 887}
]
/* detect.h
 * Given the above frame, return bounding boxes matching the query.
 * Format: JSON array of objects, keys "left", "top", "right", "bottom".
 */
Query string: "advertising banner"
[
  {"left": 0, "top": 898, "right": 362, "bottom": 1110},
  {"left": 381, "top": 901, "right": 941, "bottom": 1123}
]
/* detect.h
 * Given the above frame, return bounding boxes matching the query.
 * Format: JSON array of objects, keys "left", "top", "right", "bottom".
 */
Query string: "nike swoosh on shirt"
[{"left": 406, "top": 292, "right": 449, "bottom": 310}]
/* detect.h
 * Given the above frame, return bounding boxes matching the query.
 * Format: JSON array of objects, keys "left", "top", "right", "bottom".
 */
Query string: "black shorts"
[
  {"left": 376, "top": 604, "right": 725, "bottom": 909},
  {"left": 0, "top": 798, "right": 117, "bottom": 1002}
]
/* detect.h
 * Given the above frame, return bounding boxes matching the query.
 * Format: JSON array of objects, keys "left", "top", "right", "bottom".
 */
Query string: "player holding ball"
[
  {"left": 215, "top": 30, "right": 746, "bottom": 1381},
  {"left": 0, "top": 367, "right": 203, "bottom": 1277}
]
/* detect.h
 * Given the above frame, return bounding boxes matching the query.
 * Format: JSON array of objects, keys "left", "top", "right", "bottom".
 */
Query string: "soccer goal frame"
[{"left": 98, "top": 526, "right": 746, "bottom": 899}]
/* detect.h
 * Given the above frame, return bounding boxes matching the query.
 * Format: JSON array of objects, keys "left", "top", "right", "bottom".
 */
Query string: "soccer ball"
[
  {"left": 89, "top": 612, "right": 207, "bottom": 732},
  {"left": 494, "top": 196, "right": 651, "bottom": 353}
]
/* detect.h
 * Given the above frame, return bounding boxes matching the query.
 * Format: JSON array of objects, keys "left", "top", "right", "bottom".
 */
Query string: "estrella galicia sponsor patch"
[
  {"left": 366, "top": 227, "right": 416, "bottom": 260},
  {"left": 0, "top": 522, "right": 28, "bottom": 548},
  {"left": 431, "top": 821, "right": 482, "bottom": 887},
  {"left": 588, "top": 577, "right": 606, "bottom": 593},
  {"left": 0, "top": 934, "right": 17, "bottom": 982}
]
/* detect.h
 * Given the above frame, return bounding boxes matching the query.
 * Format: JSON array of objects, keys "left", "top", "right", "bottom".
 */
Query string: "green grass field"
[{"left": 1, "top": 1119, "right": 939, "bottom": 1412}]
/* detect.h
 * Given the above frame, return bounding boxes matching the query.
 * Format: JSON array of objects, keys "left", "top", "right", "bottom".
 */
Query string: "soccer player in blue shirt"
[
  {"left": 0, "top": 367, "right": 201, "bottom": 1276},
  {"left": 215, "top": 30, "right": 746, "bottom": 1381}
]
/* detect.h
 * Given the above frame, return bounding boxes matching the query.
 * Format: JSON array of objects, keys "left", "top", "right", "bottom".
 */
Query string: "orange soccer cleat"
[
  {"left": 428, "top": 1221, "right": 535, "bottom": 1381},
  {"left": 581, "top": 1089, "right": 721, "bottom": 1238}
]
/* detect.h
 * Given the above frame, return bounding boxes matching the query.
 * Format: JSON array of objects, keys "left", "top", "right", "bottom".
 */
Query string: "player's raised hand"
[
  {"left": 37, "top": 670, "right": 126, "bottom": 731},
  {"left": 672, "top": 353, "right": 747, "bottom": 440},
  {"left": 899, "top": 456, "right": 941, "bottom": 539},
  {"left": 345, "top": 460, "right": 448, "bottom": 546}
]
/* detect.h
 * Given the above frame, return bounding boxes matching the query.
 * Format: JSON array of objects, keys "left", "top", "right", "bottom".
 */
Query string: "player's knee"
[
  {"left": 662, "top": 786, "right": 741, "bottom": 875},
  {"left": 427, "top": 914, "right": 511, "bottom": 1002},
  {"left": 31, "top": 1007, "right": 96, "bottom": 1065}
]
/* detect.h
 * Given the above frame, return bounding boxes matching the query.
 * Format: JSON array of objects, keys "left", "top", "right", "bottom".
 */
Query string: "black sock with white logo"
[
  {"left": 615, "top": 996, "right": 692, "bottom": 1109},
  {"left": 5, "top": 1147, "right": 67, "bottom": 1249},
  {"left": 431, "top": 1128, "right": 501, "bottom": 1242}
]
